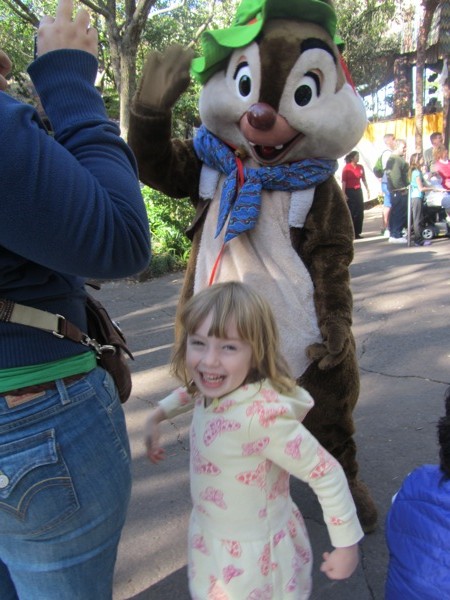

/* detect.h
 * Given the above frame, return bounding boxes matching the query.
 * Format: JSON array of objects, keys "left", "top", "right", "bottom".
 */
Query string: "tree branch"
[{"left": 5, "top": 0, "right": 39, "bottom": 27}]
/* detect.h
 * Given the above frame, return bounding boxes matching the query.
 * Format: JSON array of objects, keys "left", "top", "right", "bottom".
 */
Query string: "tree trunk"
[
  {"left": 393, "top": 56, "right": 413, "bottom": 118},
  {"left": 119, "top": 46, "right": 136, "bottom": 140},
  {"left": 416, "top": 0, "right": 440, "bottom": 153}
]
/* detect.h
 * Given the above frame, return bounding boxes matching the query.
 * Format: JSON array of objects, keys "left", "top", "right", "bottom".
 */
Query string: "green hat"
[{"left": 191, "top": 0, "right": 339, "bottom": 84}]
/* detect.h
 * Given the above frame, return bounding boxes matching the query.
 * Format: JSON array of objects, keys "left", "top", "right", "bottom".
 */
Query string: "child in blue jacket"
[{"left": 385, "top": 388, "right": 450, "bottom": 599}]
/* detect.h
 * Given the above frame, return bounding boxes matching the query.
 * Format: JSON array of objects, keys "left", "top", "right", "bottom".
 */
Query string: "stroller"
[{"left": 421, "top": 174, "right": 450, "bottom": 240}]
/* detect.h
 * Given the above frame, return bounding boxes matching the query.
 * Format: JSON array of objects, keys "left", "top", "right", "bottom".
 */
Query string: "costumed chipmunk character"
[{"left": 129, "top": 0, "right": 378, "bottom": 532}]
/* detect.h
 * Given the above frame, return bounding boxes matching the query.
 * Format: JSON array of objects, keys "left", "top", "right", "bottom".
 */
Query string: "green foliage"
[
  {"left": 336, "top": 0, "right": 400, "bottom": 96},
  {"left": 142, "top": 186, "right": 195, "bottom": 275}
]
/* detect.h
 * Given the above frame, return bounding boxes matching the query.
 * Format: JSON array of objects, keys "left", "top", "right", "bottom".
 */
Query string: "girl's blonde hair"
[{"left": 171, "top": 281, "right": 296, "bottom": 395}]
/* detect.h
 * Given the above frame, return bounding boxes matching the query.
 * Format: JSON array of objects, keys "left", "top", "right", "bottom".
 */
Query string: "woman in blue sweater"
[
  {"left": 385, "top": 388, "right": 450, "bottom": 599},
  {"left": 0, "top": 1, "right": 150, "bottom": 598}
]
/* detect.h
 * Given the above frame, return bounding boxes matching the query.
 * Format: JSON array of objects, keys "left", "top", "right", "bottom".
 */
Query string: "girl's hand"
[
  {"left": 319, "top": 544, "right": 359, "bottom": 580},
  {"left": 36, "top": 0, "right": 98, "bottom": 58},
  {"left": 144, "top": 407, "right": 167, "bottom": 464}
]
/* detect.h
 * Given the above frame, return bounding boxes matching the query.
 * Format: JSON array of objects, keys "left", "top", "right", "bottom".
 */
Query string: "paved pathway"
[{"left": 93, "top": 205, "right": 449, "bottom": 599}]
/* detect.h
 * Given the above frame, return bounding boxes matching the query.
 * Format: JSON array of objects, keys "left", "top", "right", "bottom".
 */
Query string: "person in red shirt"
[{"left": 342, "top": 151, "right": 370, "bottom": 239}]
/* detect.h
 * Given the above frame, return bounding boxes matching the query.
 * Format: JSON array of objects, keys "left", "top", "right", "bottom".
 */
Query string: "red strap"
[{"left": 208, "top": 243, "right": 226, "bottom": 286}]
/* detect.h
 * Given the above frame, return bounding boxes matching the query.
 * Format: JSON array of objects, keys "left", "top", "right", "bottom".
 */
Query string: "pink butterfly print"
[
  {"left": 195, "top": 503, "right": 210, "bottom": 516},
  {"left": 222, "top": 540, "right": 242, "bottom": 558},
  {"left": 292, "top": 508, "right": 307, "bottom": 535},
  {"left": 200, "top": 486, "right": 227, "bottom": 509},
  {"left": 260, "top": 388, "right": 279, "bottom": 402},
  {"left": 246, "top": 401, "right": 287, "bottom": 428},
  {"left": 309, "top": 447, "right": 338, "bottom": 479},
  {"left": 273, "top": 529, "right": 286, "bottom": 546},
  {"left": 247, "top": 584, "right": 273, "bottom": 600},
  {"left": 236, "top": 460, "right": 270, "bottom": 488},
  {"left": 285, "top": 435, "right": 302, "bottom": 459},
  {"left": 330, "top": 516, "right": 344, "bottom": 525},
  {"left": 208, "top": 576, "right": 229, "bottom": 600},
  {"left": 294, "top": 544, "right": 312, "bottom": 566},
  {"left": 213, "top": 399, "right": 236, "bottom": 413},
  {"left": 203, "top": 417, "right": 241, "bottom": 446},
  {"left": 242, "top": 437, "right": 270, "bottom": 456},
  {"left": 258, "top": 543, "right": 278, "bottom": 576},
  {"left": 191, "top": 433, "right": 221, "bottom": 475},
  {"left": 285, "top": 575, "right": 298, "bottom": 593},
  {"left": 191, "top": 534, "right": 209, "bottom": 555},
  {"left": 287, "top": 518, "right": 297, "bottom": 538},
  {"left": 268, "top": 470, "right": 290, "bottom": 499},
  {"left": 223, "top": 564, "right": 244, "bottom": 584}
]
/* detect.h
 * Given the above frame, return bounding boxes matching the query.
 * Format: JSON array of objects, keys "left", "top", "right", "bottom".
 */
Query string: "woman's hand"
[{"left": 36, "top": 0, "right": 98, "bottom": 58}]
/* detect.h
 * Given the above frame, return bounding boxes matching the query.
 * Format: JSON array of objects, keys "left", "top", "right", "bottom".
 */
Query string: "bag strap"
[{"left": 0, "top": 297, "right": 109, "bottom": 355}]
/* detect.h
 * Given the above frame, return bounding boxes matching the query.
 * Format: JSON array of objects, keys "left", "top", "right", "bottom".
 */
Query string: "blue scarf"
[{"left": 193, "top": 125, "right": 338, "bottom": 242}]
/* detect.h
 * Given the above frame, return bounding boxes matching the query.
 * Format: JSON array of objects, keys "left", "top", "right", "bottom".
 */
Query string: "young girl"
[
  {"left": 145, "top": 282, "right": 364, "bottom": 599},
  {"left": 409, "top": 153, "right": 432, "bottom": 246}
]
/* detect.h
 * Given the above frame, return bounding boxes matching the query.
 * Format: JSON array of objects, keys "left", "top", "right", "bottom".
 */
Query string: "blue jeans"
[
  {"left": 0, "top": 368, "right": 131, "bottom": 600},
  {"left": 390, "top": 191, "right": 408, "bottom": 238}
]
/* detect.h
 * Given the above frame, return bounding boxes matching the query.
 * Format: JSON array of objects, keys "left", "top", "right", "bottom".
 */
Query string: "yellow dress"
[{"left": 159, "top": 380, "right": 363, "bottom": 599}]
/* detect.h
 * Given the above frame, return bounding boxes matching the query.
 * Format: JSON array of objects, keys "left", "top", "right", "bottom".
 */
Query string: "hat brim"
[{"left": 191, "top": 0, "right": 338, "bottom": 84}]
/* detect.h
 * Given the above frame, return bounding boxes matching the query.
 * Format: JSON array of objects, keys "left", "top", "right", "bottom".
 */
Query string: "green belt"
[{"left": 0, "top": 352, "right": 97, "bottom": 394}]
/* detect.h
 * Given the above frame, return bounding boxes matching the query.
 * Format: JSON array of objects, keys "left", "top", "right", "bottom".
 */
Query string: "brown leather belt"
[{"left": 2, "top": 373, "right": 87, "bottom": 397}]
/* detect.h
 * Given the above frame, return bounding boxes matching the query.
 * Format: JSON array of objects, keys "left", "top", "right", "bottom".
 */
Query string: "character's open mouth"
[{"left": 248, "top": 134, "right": 302, "bottom": 163}]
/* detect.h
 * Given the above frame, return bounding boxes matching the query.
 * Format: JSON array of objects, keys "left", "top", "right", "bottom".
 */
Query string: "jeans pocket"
[{"left": 0, "top": 429, "right": 79, "bottom": 536}]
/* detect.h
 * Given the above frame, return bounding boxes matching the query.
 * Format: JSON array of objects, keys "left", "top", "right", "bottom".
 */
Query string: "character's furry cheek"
[
  {"left": 279, "top": 49, "right": 338, "bottom": 121},
  {"left": 199, "top": 42, "right": 261, "bottom": 139},
  {"left": 284, "top": 82, "right": 367, "bottom": 160}
]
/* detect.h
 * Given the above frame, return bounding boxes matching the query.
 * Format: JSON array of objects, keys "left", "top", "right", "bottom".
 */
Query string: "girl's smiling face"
[{"left": 186, "top": 311, "right": 253, "bottom": 400}]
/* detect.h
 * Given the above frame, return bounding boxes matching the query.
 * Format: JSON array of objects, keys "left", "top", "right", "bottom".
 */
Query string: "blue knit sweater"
[
  {"left": 0, "top": 50, "right": 150, "bottom": 368},
  {"left": 385, "top": 465, "right": 450, "bottom": 599}
]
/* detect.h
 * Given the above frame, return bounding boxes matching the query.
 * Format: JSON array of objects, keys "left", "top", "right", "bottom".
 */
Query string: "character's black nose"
[{"left": 247, "top": 103, "right": 277, "bottom": 131}]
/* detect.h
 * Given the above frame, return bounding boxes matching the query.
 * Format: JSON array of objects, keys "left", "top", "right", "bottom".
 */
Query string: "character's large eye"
[
  {"left": 233, "top": 61, "right": 252, "bottom": 98},
  {"left": 294, "top": 71, "right": 321, "bottom": 106}
]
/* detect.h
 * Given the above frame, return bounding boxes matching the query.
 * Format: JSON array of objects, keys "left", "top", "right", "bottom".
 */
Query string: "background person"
[
  {"left": 385, "top": 387, "right": 450, "bottom": 599},
  {"left": 377, "top": 133, "right": 396, "bottom": 237},
  {"left": 423, "top": 131, "right": 444, "bottom": 172},
  {"left": 385, "top": 139, "right": 409, "bottom": 244},
  {"left": 145, "top": 281, "right": 363, "bottom": 600},
  {"left": 0, "top": 1, "right": 150, "bottom": 598},
  {"left": 409, "top": 153, "right": 432, "bottom": 246},
  {"left": 342, "top": 150, "right": 370, "bottom": 239}
]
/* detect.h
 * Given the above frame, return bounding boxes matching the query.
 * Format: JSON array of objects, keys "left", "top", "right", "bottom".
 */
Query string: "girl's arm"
[
  {"left": 253, "top": 392, "right": 363, "bottom": 576},
  {"left": 144, "top": 387, "right": 195, "bottom": 463},
  {"left": 145, "top": 406, "right": 167, "bottom": 464}
]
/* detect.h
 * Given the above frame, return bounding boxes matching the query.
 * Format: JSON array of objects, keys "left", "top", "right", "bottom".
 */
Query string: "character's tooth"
[
  {"left": 249, "top": 141, "right": 256, "bottom": 146},
  {"left": 275, "top": 144, "right": 283, "bottom": 150}
]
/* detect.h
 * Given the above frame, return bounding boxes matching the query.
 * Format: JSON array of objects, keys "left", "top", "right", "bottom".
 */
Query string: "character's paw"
[
  {"left": 135, "top": 44, "right": 194, "bottom": 110},
  {"left": 307, "top": 321, "right": 351, "bottom": 369},
  {"left": 348, "top": 479, "right": 378, "bottom": 534},
  {"left": 306, "top": 342, "right": 348, "bottom": 370}
]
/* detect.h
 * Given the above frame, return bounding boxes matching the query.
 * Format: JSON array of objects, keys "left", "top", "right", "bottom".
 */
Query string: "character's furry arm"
[
  {"left": 128, "top": 45, "right": 201, "bottom": 200},
  {"left": 293, "top": 178, "right": 355, "bottom": 370}
]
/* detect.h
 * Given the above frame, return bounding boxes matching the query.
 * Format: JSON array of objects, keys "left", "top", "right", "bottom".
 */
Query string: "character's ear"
[{"left": 339, "top": 54, "right": 357, "bottom": 93}]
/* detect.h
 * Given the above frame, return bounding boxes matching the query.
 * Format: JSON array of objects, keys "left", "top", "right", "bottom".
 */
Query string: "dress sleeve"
[
  {"left": 158, "top": 387, "right": 196, "bottom": 419},
  {"left": 247, "top": 394, "right": 364, "bottom": 548}
]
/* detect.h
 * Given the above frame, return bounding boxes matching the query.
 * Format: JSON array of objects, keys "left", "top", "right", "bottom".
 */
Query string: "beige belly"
[{"left": 194, "top": 184, "right": 321, "bottom": 378}]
